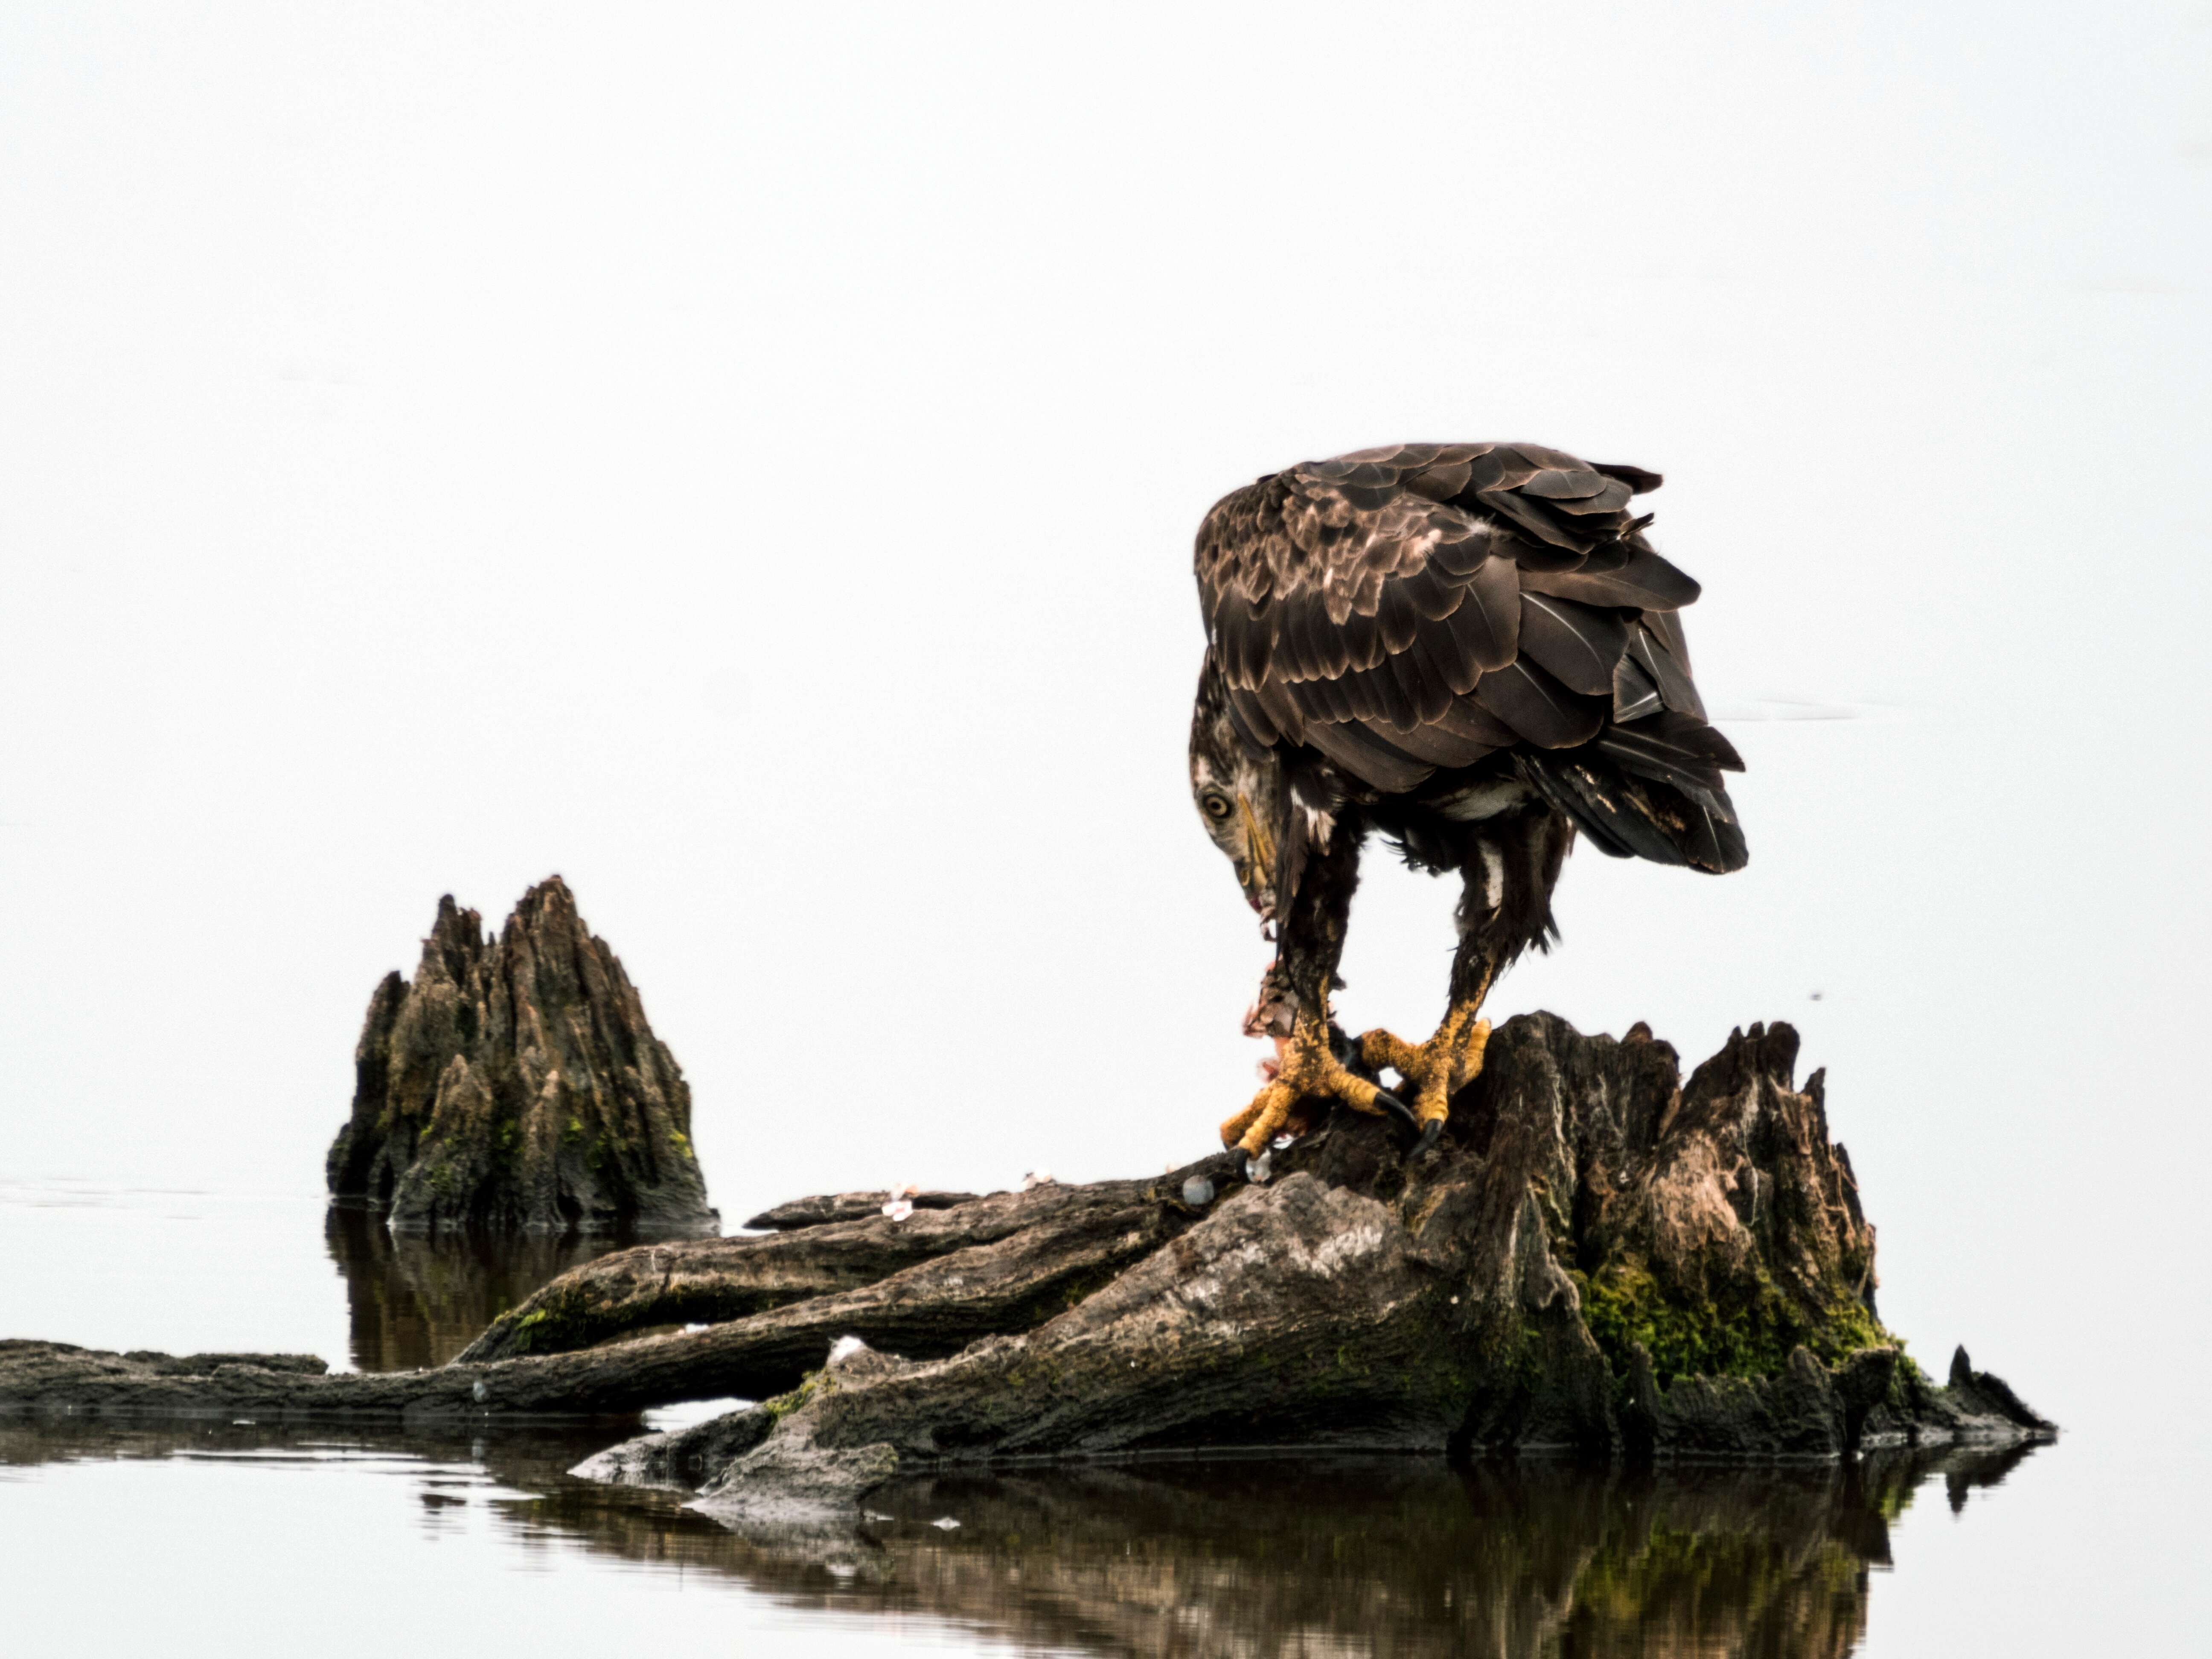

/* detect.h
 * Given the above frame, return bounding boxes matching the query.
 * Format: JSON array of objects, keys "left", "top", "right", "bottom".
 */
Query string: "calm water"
[
  {"left": 0, "top": 1182, "right": 2197, "bottom": 1656},
  {"left": 2, "top": 1417, "right": 2034, "bottom": 1659}
]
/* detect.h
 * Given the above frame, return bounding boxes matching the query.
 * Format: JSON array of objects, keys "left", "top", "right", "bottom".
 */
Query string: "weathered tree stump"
[
  {"left": 2, "top": 1013, "right": 2052, "bottom": 1513},
  {"left": 324, "top": 876, "right": 716, "bottom": 1234}
]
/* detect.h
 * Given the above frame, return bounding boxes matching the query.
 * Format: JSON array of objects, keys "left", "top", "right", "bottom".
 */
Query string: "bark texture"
[
  {"left": 454, "top": 1171, "right": 1206, "bottom": 1364},
  {"left": 745, "top": 1190, "right": 982, "bottom": 1230},
  {"left": 324, "top": 876, "right": 716, "bottom": 1234}
]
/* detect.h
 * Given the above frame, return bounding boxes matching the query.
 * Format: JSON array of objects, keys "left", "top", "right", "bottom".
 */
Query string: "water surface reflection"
[
  {"left": 1, "top": 1415, "right": 2040, "bottom": 1657},
  {"left": 323, "top": 1205, "right": 634, "bottom": 1371}
]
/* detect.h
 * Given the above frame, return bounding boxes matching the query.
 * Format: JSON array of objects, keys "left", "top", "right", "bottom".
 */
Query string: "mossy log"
[{"left": 2, "top": 1014, "right": 2052, "bottom": 1496}]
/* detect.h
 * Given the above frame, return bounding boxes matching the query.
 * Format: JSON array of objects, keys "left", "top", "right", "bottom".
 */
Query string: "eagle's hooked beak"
[{"left": 1237, "top": 795, "right": 1278, "bottom": 938}]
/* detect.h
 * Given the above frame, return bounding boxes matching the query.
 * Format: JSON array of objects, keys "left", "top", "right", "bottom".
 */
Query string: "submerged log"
[
  {"left": 323, "top": 876, "right": 716, "bottom": 1234},
  {"left": 3, "top": 1014, "right": 2053, "bottom": 1501}
]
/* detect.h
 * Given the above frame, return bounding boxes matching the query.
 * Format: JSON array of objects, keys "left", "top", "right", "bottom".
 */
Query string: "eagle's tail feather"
[{"left": 1519, "top": 737, "right": 1749, "bottom": 874}]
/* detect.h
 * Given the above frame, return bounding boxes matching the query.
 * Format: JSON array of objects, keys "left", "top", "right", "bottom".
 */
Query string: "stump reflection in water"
[
  {"left": 0, "top": 1413, "right": 2040, "bottom": 1658},
  {"left": 715, "top": 1449, "right": 2039, "bottom": 1658},
  {"left": 323, "top": 1205, "right": 636, "bottom": 1371}
]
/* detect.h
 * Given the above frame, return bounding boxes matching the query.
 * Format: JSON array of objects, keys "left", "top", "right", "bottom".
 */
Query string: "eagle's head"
[{"left": 1188, "top": 656, "right": 1307, "bottom": 936}]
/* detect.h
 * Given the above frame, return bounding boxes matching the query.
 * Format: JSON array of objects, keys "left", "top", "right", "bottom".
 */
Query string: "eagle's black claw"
[
  {"left": 1371, "top": 1088, "right": 1419, "bottom": 1135},
  {"left": 1408, "top": 1118, "right": 1445, "bottom": 1161}
]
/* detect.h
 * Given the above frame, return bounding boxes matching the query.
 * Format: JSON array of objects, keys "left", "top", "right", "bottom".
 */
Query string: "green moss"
[
  {"left": 669, "top": 1129, "right": 695, "bottom": 1162},
  {"left": 500, "top": 1307, "right": 554, "bottom": 1354},
  {"left": 764, "top": 1368, "right": 829, "bottom": 1422},
  {"left": 1573, "top": 1261, "right": 1891, "bottom": 1388}
]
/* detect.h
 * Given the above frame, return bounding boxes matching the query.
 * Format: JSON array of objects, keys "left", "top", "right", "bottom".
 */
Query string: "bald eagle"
[{"left": 1189, "top": 443, "right": 1745, "bottom": 1170}]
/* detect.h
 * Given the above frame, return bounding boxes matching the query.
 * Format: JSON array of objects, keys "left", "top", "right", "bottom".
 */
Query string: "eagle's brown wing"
[{"left": 1195, "top": 442, "right": 1745, "bottom": 869}]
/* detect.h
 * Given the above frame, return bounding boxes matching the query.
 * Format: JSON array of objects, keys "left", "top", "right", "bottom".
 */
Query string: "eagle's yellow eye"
[{"left": 1201, "top": 792, "right": 1234, "bottom": 821}]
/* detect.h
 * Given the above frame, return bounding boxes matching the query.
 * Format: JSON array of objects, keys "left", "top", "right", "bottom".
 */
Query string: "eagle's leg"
[
  {"left": 1218, "top": 820, "right": 1415, "bottom": 1171},
  {"left": 1354, "top": 814, "right": 1573, "bottom": 1157}
]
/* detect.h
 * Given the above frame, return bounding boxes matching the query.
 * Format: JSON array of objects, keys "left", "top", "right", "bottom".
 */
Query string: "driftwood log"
[{"left": 1, "top": 1014, "right": 2052, "bottom": 1509}]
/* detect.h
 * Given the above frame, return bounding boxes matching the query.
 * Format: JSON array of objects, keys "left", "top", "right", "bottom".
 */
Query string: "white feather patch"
[{"left": 1435, "top": 779, "right": 1531, "bottom": 822}]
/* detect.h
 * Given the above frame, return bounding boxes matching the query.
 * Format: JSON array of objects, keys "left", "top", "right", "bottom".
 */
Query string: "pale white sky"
[{"left": 1, "top": 1, "right": 2208, "bottom": 1447}]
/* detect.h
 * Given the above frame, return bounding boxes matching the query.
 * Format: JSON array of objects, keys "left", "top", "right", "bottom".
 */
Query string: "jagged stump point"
[{"left": 324, "top": 876, "right": 716, "bottom": 1234}]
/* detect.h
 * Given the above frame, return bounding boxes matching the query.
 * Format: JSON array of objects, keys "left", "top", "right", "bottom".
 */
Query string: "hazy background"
[{"left": 3, "top": 0, "right": 2207, "bottom": 1506}]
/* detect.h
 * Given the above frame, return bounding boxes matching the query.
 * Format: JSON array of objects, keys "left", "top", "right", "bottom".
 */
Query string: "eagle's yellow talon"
[
  {"left": 1358, "top": 1002, "right": 1492, "bottom": 1133},
  {"left": 1220, "top": 1013, "right": 1397, "bottom": 1158}
]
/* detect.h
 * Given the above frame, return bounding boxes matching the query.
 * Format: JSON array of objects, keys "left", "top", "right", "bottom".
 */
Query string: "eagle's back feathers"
[{"left": 1194, "top": 441, "right": 1746, "bottom": 873}]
